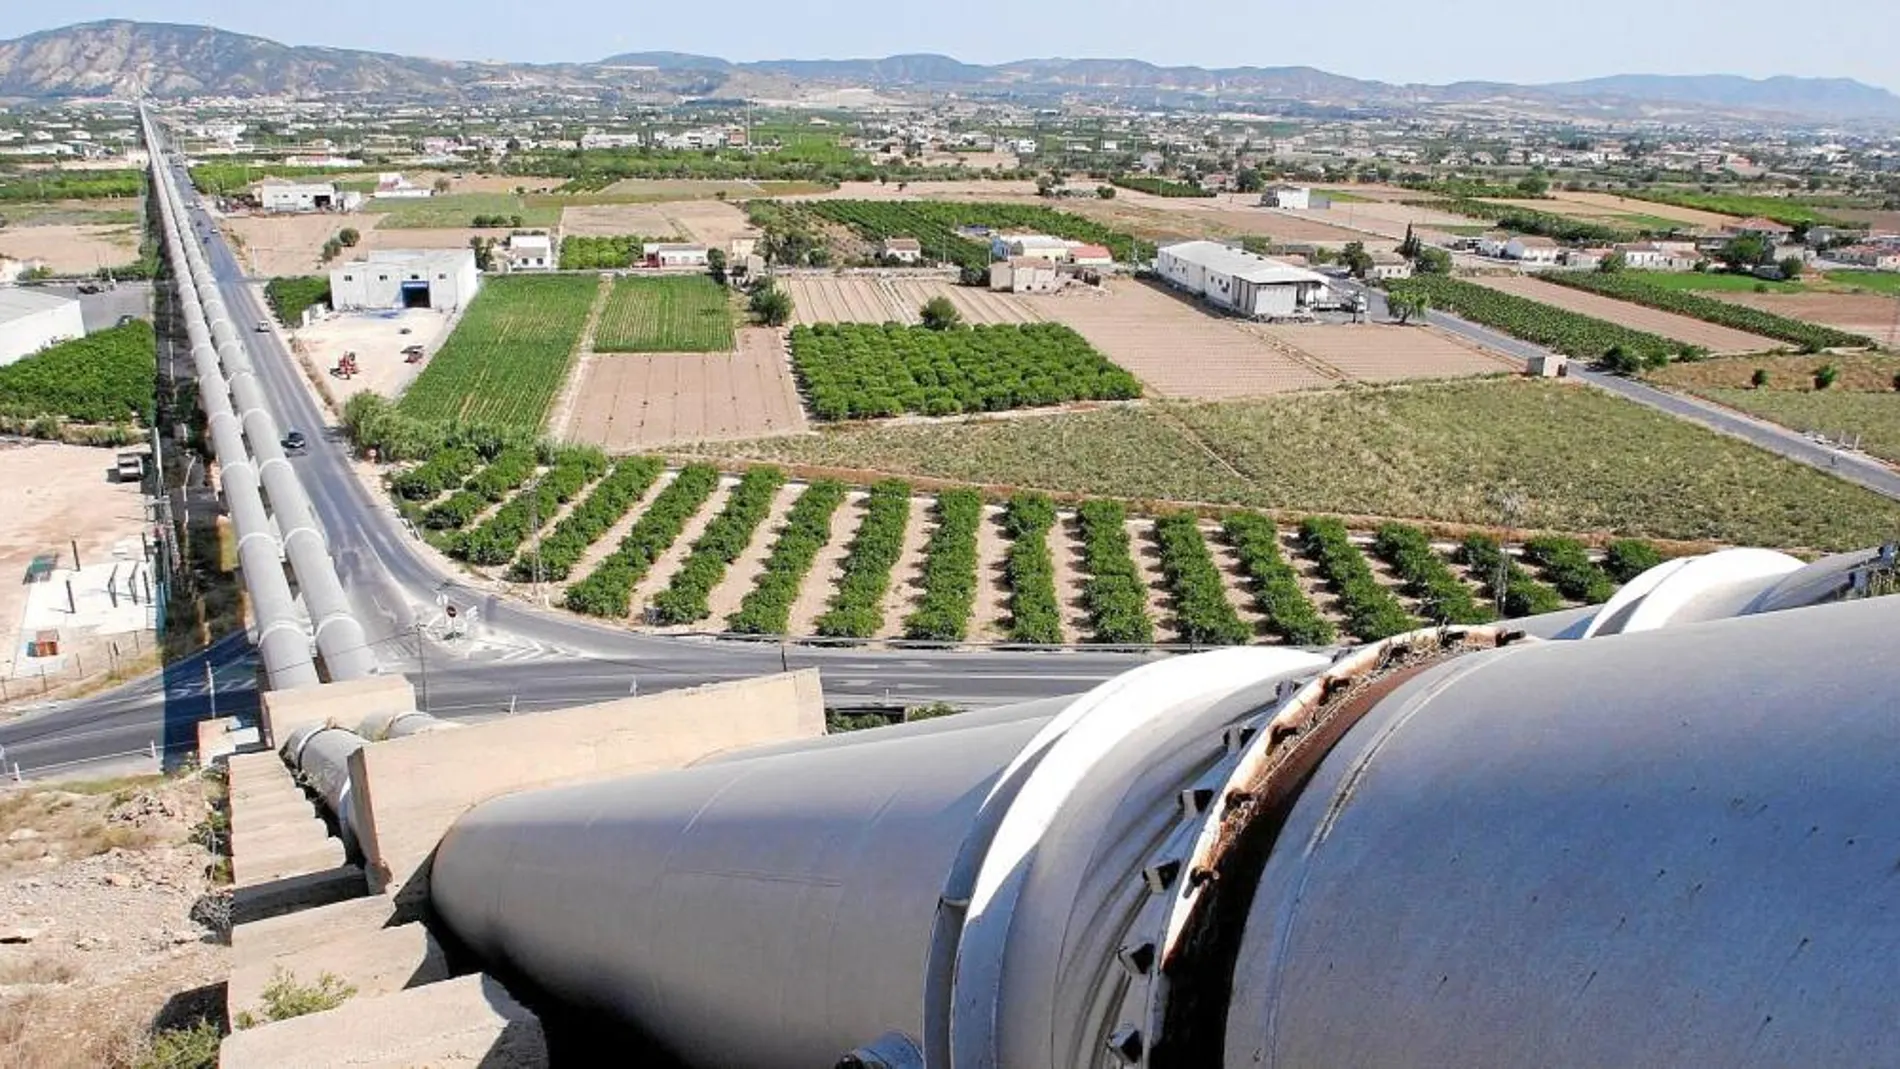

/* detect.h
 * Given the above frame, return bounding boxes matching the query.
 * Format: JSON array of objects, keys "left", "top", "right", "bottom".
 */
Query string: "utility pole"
[
  {"left": 416, "top": 620, "right": 429, "bottom": 712},
  {"left": 205, "top": 660, "right": 216, "bottom": 720},
  {"left": 528, "top": 475, "right": 544, "bottom": 606},
  {"left": 1492, "top": 489, "right": 1525, "bottom": 618}
]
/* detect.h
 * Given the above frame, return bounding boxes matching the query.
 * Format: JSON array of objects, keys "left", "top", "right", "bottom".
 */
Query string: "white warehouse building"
[
  {"left": 1154, "top": 240, "right": 1331, "bottom": 319},
  {"left": 257, "top": 180, "right": 340, "bottom": 213},
  {"left": 329, "top": 249, "right": 480, "bottom": 312},
  {"left": 0, "top": 287, "right": 85, "bottom": 367}
]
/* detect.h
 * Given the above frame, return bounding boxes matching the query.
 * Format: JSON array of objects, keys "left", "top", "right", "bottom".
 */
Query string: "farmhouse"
[
  {"left": 330, "top": 249, "right": 480, "bottom": 312},
  {"left": 257, "top": 179, "right": 343, "bottom": 213},
  {"left": 1838, "top": 245, "right": 1900, "bottom": 271},
  {"left": 503, "top": 233, "right": 554, "bottom": 272},
  {"left": 1262, "top": 185, "right": 1312, "bottom": 210},
  {"left": 1614, "top": 242, "right": 1698, "bottom": 271},
  {"left": 993, "top": 234, "right": 1073, "bottom": 263},
  {"left": 1069, "top": 244, "right": 1114, "bottom": 267},
  {"left": 1505, "top": 236, "right": 1563, "bottom": 264},
  {"left": 1154, "top": 240, "right": 1330, "bottom": 319},
  {"left": 1367, "top": 251, "right": 1413, "bottom": 281},
  {"left": 989, "top": 257, "right": 1060, "bottom": 294},
  {"left": 882, "top": 237, "right": 923, "bottom": 264},
  {"left": 1725, "top": 217, "right": 1796, "bottom": 241},
  {"left": 642, "top": 243, "right": 710, "bottom": 269},
  {"left": 0, "top": 287, "right": 84, "bottom": 367}
]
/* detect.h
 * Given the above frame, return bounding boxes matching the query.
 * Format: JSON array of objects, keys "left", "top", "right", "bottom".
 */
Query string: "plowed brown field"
[{"left": 567, "top": 328, "right": 805, "bottom": 449}]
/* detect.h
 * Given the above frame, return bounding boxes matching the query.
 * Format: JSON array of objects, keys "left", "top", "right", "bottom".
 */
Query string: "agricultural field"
[
  {"left": 1259, "top": 324, "right": 1514, "bottom": 382},
  {"left": 797, "top": 199, "right": 1150, "bottom": 271},
  {"left": 789, "top": 322, "right": 1140, "bottom": 419},
  {"left": 1540, "top": 273, "right": 1870, "bottom": 351},
  {"left": 0, "top": 320, "right": 155, "bottom": 434},
  {"left": 558, "top": 203, "right": 683, "bottom": 240},
  {"left": 1712, "top": 291, "right": 1897, "bottom": 342},
  {"left": 1039, "top": 280, "right": 1332, "bottom": 398},
  {"left": 0, "top": 222, "right": 140, "bottom": 274},
  {"left": 1619, "top": 272, "right": 1807, "bottom": 294},
  {"left": 0, "top": 198, "right": 141, "bottom": 227},
  {"left": 0, "top": 169, "right": 143, "bottom": 202},
  {"left": 373, "top": 192, "right": 561, "bottom": 229},
  {"left": 1619, "top": 189, "right": 1847, "bottom": 228},
  {"left": 780, "top": 275, "right": 1040, "bottom": 326},
  {"left": 264, "top": 276, "right": 330, "bottom": 324},
  {"left": 397, "top": 274, "right": 599, "bottom": 429},
  {"left": 1547, "top": 191, "right": 1741, "bottom": 228},
  {"left": 565, "top": 328, "right": 807, "bottom": 449},
  {"left": 402, "top": 449, "right": 1669, "bottom": 645},
  {"left": 1464, "top": 275, "right": 1782, "bottom": 357},
  {"left": 1650, "top": 352, "right": 1900, "bottom": 464},
  {"left": 692, "top": 377, "right": 1900, "bottom": 550},
  {"left": 594, "top": 276, "right": 736, "bottom": 353},
  {"left": 1825, "top": 271, "right": 1900, "bottom": 297}
]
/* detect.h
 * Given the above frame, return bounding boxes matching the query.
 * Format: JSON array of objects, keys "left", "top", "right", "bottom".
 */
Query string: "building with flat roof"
[
  {"left": 503, "top": 233, "right": 554, "bottom": 272},
  {"left": 329, "top": 249, "right": 480, "bottom": 312},
  {"left": 257, "top": 179, "right": 339, "bottom": 213},
  {"left": 0, "top": 287, "right": 85, "bottom": 366},
  {"left": 1154, "top": 240, "right": 1330, "bottom": 318},
  {"left": 989, "top": 257, "right": 1060, "bottom": 294}
]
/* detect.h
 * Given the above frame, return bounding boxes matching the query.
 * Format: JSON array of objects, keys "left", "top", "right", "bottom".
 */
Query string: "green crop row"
[
  {"left": 1110, "top": 175, "right": 1213, "bottom": 198},
  {"left": 1220, "top": 514, "right": 1336, "bottom": 646},
  {"left": 1457, "top": 535, "right": 1566, "bottom": 618},
  {"left": 1299, "top": 518, "right": 1416, "bottom": 641},
  {"left": 263, "top": 277, "right": 331, "bottom": 325},
  {"left": 903, "top": 490, "right": 985, "bottom": 641},
  {"left": 512, "top": 457, "right": 664, "bottom": 582},
  {"left": 1002, "top": 494, "right": 1063, "bottom": 644},
  {"left": 1604, "top": 539, "right": 1666, "bottom": 583},
  {"left": 421, "top": 490, "right": 484, "bottom": 531},
  {"left": 791, "top": 322, "right": 1140, "bottom": 421},
  {"left": 1523, "top": 536, "right": 1618, "bottom": 603},
  {"left": 565, "top": 465, "right": 721, "bottom": 618},
  {"left": 1075, "top": 500, "right": 1154, "bottom": 644},
  {"left": 816, "top": 480, "right": 913, "bottom": 638},
  {"left": 1371, "top": 523, "right": 1496, "bottom": 625},
  {"left": 454, "top": 448, "right": 609, "bottom": 566},
  {"left": 398, "top": 275, "right": 598, "bottom": 430},
  {"left": 390, "top": 448, "right": 480, "bottom": 501},
  {"left": 466, "top": 448, "right": 538, "bottom": 502},
  {"left": 0, "top": 321, "right": 154, "bottom": 428},
  {"left": 1541, "top": 272, "right": 1870, "bottom": 351},
  {"left": 1388, "top": 275, "right": 1691, "bottom": 367},
  {"left": 1153, "top": 513, "right": 1251, "bottom": 645},
  {"left": 558, "top": 234, "right": 675, "bottom": 270},
  {"left": 651, "top": 467, "right": 788, "bottom": 625},
  {"left": 726, "top": 480, "right": 849, "bottom": 635}
]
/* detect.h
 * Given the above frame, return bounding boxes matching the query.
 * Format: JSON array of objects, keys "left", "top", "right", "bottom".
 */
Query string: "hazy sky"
[{"left": 4, "top": 1, "right": 1896, "bottom": 90}]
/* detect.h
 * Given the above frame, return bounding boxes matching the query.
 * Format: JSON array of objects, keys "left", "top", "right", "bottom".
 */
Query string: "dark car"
[{"left": 282, "top": 430, "right": 308, "bottom": 453}]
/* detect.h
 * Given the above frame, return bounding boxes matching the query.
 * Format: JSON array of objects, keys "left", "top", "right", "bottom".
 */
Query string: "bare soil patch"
[
  {"left": 1039, "top": 280, "right": 1331, "bottom": 399},
  {"left": 703, "top": 482, "right": 803, "bottom": 626},
  {"left": 1261, "top": 323, "right": 1515, "bottom": 382},
  {"left": 970, "top": 505, "right": 1010, "bottom": 641},
  {"left": 558, "top": 203, "right": 681, "bottom": 239},
  {"left": 787, "top": 492, "right": 864, "bottom": 635},
  {"left": 1126, "top": 518, "right": 1181, "bottom": 644},
  {"left": 290, "top": 307, "right": 455, "bottom": 402},
  {"left": 664, "top": 200, "right": 759, "bottom": 248},
  {"left": 0, "top": 225, "right": 137, "bottom": 274},
  {"left": 1470, "top": 274, "right": 1783, "bottom": 355},
  {"left": 220, "top": 213, "right": 485, "bottom": 276},
  {"left": 874, "top": 498, "right": 934, "bottom": 639},
  {"left": 1712, "top": 291, "right": 1898, "bottom": 341},
  {"left": 1550, "top": 191, "right": 1740, "bottom": 228},
  {"left": 632, "top": 478, "right": 733, "bottom": 621},
  {"left": 782, "top": 275, "right": 1041, "bottom": 327},
  {"left": 566, "top": 329, "right": 806, "bottom": 451}
]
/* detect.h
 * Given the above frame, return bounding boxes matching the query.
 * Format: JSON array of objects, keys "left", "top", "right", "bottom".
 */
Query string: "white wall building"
[
  {"left": 993, "top": 234, "right": 1073, "bottom": 263},
  {"left": 1154, "top": 240, "right": 1330, "bottom": 319},
  {"left": 0, "top": 287, "right": 85, "bottom": 367},
  {"left": 989, "top": 258, "right": 1060, "bottom": 294},
  {"left": 1262, "top": 185, "right": 1312, "bottom": 210},
  {"left": 373, "top": 172, "right": 432, "bottom": 199},
  {"left": 1505, "top": 236, "right": 1563, "bottom": 264},
  {"left": 642, "top": 243, "right": 710, "bottom": 268},
  {"left": 330, "top": 249, "right": 480, "bottom": 312},
  {"left": 257, "top": 180, "right": 340, "bottom": 213},
  {"left": 503, "top": 234, "right": 554, "bottom": 272}
]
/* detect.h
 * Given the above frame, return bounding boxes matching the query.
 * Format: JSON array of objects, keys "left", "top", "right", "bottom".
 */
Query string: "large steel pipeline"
[
  {"left": 140, "top": 109, "right": 376, "bottom": 682},
  {"left": 430, "top": 558, "right": 1900, "bottom": 1069},
  {"left": 144, "top": 115, "right": 315, "bottom": 691}
]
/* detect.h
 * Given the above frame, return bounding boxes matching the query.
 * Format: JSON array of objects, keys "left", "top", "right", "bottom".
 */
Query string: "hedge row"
[
  {"left": 651, "top": 467, "right": 788, "bottom": 625},
  {"left": 1075, "top": 500, "right": 1154, "bottom": 644},
  {"left": 510, "top": 457, "right": 663, "bottom": 582},
  {"left": 1220, "top": 514, "right": 1336, "bottom": 646},
  {"left": 391, "top": 447, "right": 480, "bottom": 502},
  {"left": 1522, "top": 535, "right": 1617, "bottom": 604},
  {"left": 1153, "top": 513, "right": 1250, "bottom": 645},
  {"left": 904, "top": 490, "right": 984, "bottom": 641},
  {"left": 1457, "top": 535, "right": 1566, "bottom": 618},
  {"left": 815, "top": 480, "right": 913, "bottom": 638},
  {"left": 726, "top": 480, "right": 849, "bottom": 635},
  {"left": 1372, "top": 523, "right": 1496, "bottom": 625},
  {"left": 466, "top": 448, "right": 538, "bottom": 502},
  {"left": 454, "top": 449, "right": 609, "bottom": 566},
  {"left": 422, "top": 489, "right": 486, "bottom": 531},
  {"left": 1002, "top": 494, "right": 1062, "bottom": 644},
  {"left": 565, "top": 465, "right": 721, "bottom": 618},
  {"left": 1299, "top": 518, "right": 1416, "bottom": 641},
  {"left": 1605, "top": 539, "right": 1666, "bottom": 583}
]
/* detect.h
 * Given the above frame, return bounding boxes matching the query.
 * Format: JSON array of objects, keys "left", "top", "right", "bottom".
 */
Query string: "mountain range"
[{"left": 2, "top": 20, "right": 1896, "bottom": 123}]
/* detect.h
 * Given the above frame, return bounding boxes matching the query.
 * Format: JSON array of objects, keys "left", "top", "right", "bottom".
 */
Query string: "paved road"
[
  {"left": 0, "top": 154, "right": 1155, "bottom": 778},
  {"left": 1341, "top": 279, "right": 1900, "bottom": 500}
]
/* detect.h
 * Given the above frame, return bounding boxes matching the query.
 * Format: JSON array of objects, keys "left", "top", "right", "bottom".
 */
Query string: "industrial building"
[
  {"left": 0, "top": 286, "right": 85, "bottom": 366},
  {"left": 329, "top": 249, "right": 480, "bottom": 312},
  {"left": 257, "top": 179, "right": 344, "bottom": 213},
  {"left": 1154, "top": 240, "right": 1331, "bottom": 318}
]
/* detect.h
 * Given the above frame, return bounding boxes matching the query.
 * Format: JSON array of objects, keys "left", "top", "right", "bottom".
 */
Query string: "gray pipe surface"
[{"left": 431, "top": 591, "right": 1900, "bottom": 1069}]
